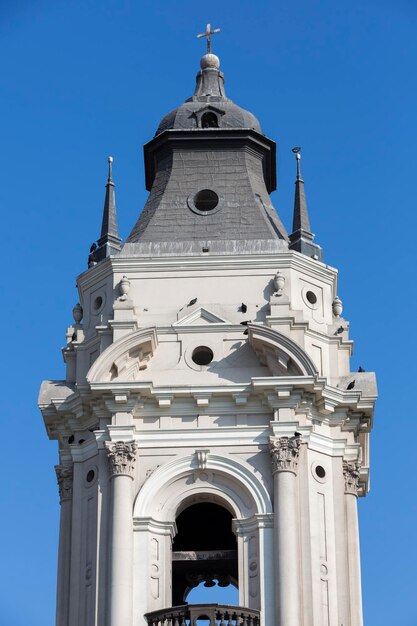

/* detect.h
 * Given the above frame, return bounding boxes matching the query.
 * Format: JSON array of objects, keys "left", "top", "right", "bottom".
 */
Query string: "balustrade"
[{"left": 145, "top": 604, "right": 260, "bottom": 626}]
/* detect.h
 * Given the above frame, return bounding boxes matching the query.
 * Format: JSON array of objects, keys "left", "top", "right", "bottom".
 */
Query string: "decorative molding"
[
  {"left": 233, "top": 513, "right": 274, "bottom": 535},
  {"left": 133, "top": 518, "right": 178, "bottom": 538},
  {"left": 270, "top": 435, "right": 301, "bottom": 475},
  {"left": 55, "top": 464, "right": 73, "bottom": 502},
  {"left": 134, "top": 452, "right": 272, "bottom": 520},
  {"left": 248, "top": 325, "right": 318, "bottom": 377},
  {"left": 343, "top": 460, "right": 361, "bottom": 496},
  {"left": 118, "top": 275, "right": 131, "bottom": 301},
  {"left": 195, "top": 449, "right": 210, "bottom": 469},
  {"left": 87, "top": 327, "right": 158, "bottom": 383},
  {"left": 273, "top": 271, "right": 285, "bottom": 296},
  {"left": 106, "top": 441, "right": 137, "bottom": 479}
]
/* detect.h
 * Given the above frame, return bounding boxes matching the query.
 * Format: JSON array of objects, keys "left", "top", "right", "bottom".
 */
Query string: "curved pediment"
[
  {"left": 248, "top": 325, "right": 318, "bottom": 376},
  {"left": 87, "top": 327, "right": 158, "bottom": 383}
]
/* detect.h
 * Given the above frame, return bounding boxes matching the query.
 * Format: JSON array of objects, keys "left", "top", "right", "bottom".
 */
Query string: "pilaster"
[
  {"left": 106, "top": 441, "right": 137, "bottom": 626},
  {"left": 343, "top": 461, "right": 363, "bottom": 626},
  {"left": 55, "top": 465, "right": 73, "bottom": 626},
  {"left": 270, "top": 435, "right": 302, "bottom": 626}
]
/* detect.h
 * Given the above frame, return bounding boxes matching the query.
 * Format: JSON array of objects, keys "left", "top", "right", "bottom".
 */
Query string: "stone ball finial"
[
  {"left": 273, "top": 271, "right": 285, "bottom": 296},
  {"left": 332, "top": 296, "right": 343, "bottom": 317},
  {"left": 200, "top": 53, "right": 220, "bottom": 70},
  {"left": 119, "top": 275, "right": 131, "bottom": 301},
  {"left": 72, "top": 303, "right": 83, "bottom": 323}
]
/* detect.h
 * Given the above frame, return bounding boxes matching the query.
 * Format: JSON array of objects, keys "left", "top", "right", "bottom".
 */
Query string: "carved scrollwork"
[
  {"left": 270, "top": 435, "right": 301, "bottom": 474},
  {"left": 343, "top": 461, "right": 361, "bottom": 496},
  {"left": 106, "top": 441, "right": 137, "bottom": 479},
  {"left": 55, "top": 465, "right": 73, "bottom": 503}
]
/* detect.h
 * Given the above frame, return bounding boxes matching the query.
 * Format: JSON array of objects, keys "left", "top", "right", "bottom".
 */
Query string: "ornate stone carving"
[
  {"left": 195, "top": 449, "right": 210, "bottom": 469},
  {"left": 55, "top": 465, "right": 73, "bottom": 502},
  {"left": 106, "top": 441, "right": 137, "bottom": 478},
  {"left": 332, "top": 296, "right": 343, "bottom": 317},
  {"left": 343, "top": 461, "right": 361, "bottom": 496},
  {"left": 72, "top": 302, "right": 83, "bottom": 323},
  {"left": 119, "top": 275, "right": 131, "bottom": 301},
  {"left": 273, "top": 271, "right": 285, "bottom": 296},
  {"left": 270, "top": 435, "right": 301, "bottom": 474}
]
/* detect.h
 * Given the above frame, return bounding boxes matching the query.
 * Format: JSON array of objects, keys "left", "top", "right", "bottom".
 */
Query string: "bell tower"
[{"left": 39, "top": 35, "right": 377, "bottom": 626}]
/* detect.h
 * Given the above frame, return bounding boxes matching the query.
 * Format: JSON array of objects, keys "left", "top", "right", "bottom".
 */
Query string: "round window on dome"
[{"left": 194, "top": 190, "right": 219, "bottom": 212}]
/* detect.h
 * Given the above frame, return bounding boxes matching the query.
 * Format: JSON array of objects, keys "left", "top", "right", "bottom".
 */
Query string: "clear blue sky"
[{"left": 1, "top": 1, "right": 416, "bottom": 625}]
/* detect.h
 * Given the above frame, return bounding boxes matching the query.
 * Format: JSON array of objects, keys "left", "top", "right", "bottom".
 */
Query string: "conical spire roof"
[
  {"left": 95, "top": 157, "right": 122, "bottom": 262},
  {"left": 289, "top": 150, "right": 322, "bottom": 261}
]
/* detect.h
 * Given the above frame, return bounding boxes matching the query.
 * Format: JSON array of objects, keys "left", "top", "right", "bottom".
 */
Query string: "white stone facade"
[{"left": 39, "top": 246, "right": 376, "bottom": 626}]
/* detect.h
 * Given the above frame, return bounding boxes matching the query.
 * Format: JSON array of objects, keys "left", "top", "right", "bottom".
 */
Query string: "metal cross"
[{"left": 196, "top": 23, "right": 220, "bottom": 54}]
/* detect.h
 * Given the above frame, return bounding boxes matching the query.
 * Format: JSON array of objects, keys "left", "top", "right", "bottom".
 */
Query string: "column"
[
  {"left": 55, "top": 464, "right": 73, "bottom": 626},
  {"left": 106, "top": 441, "right": 137, "bottom": 626},
  {"left": 343, "top": 461, "right": 363, "bottom": 626},
  {"left": 270, "top": 435, "right": 301, "bottom": 626}
]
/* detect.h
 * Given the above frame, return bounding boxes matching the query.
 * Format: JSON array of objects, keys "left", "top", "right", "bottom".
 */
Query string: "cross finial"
[{"left": 196, "top": 23, "right": 220, "bottom": 54}]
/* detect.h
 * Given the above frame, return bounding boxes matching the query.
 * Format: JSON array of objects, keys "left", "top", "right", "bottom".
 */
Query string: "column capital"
[
  {"left": 106, "top": 440, "right": 137, "bottom": 479},
  {"left": 55, "top": 464, "right": 73, "bottom": 503},
  {"left": 270, "top": 435, "right": 301, "bottom": 475},
  {"left": 343, "top": 460, "right": 361, "bottom": 496}
]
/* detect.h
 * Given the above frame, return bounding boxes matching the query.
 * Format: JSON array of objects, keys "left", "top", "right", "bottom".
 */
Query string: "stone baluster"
[
  {"left": 270, "top": 435, "right": 302, "bottom": 626},
  {"left": 343, "top": 461, "right": 363, "bottom": 626},
  {"left": 55, "top": 464, "right": 73, "bottom": 626},
  {"left": 106, "top": 441, "right": 137, "bottom": 626}
]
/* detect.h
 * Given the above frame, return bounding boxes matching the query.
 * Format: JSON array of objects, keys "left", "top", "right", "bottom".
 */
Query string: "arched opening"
[
  {"left": 172, "top": 502, "right": 238, "bottom": 605},
  {"left": 201, "top": 111, "right": 219, "bottom": 128}
]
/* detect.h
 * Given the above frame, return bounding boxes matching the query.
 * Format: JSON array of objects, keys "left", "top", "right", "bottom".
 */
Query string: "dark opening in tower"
[
  {"left": 172, "top": 502, "right": 238, "bottom": 605},
  {"left": 201, "top": 111, "right": 219, "bottom": 128}
]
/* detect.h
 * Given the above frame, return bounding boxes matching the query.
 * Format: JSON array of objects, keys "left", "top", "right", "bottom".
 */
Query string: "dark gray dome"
[
  {"left": 156, "top": 100, "right": 262, "bottom": 135},
  {"left": 155, "top": 54, "right": 262, "bottom": 136}
]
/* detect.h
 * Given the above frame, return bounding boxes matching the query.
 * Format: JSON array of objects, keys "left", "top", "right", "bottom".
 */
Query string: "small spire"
[
  {"left": 194, "top": 25, "right": 225, "bottom": 101},
  {"left": 288, "top": 148, "right": 323, "bottom": 261},
  {"left": 95, "top": 156, "right": 122, "bottom": 262}
]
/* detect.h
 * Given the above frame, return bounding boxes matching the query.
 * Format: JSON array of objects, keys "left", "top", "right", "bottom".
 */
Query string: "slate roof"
[{"left": 125, "top": 54, "right": 289, "bottom": 251}]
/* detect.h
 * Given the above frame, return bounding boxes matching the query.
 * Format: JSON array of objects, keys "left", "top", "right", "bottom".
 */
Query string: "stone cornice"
[
  {"left": 121, "top": 427, "right": 271, "bottom": 448},
  {"left": 109, "top": 250, "right": 338, "bottom": 284},
  {"left": 265, "top": 316, "right": 354, "bottom": 352},
  {"left": 69, "top": 438, "right": 99, "bottom": 462},
  {"left": 232, "top": 513, "right": 274, "bottom": 534},
  {"left": 76, "top": 256, "right": 113, "bottom": 291},
  {"left": 133, "top": 518, "right": 178, "bottom": 538}
]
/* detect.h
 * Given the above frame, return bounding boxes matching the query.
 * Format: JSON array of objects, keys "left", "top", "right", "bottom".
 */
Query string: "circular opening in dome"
[
  {"left": 192, "top": 346, "right": 214, "bottom": 366},
  {"left": 86, "top": 470, "right": 95, "bottom": 483},
  {"left": 194, "top": 190, "right": 219, "bottom": 212},
  {"left": 94, "top": 296, "right": 103, "bottom": 310},
  {"left": 315, "top": 465, "right": 326, "bottom": 479},
  {"left": 306, "top": 291, "right": 317, "bottom": 305}
]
